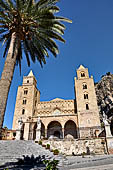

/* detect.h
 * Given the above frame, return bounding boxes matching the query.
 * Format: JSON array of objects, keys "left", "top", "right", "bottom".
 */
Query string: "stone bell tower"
[
  {"left": 12, "top": 70, "right": 40, "bottom": 130},
  {"left": 75, "top": 65, "right": 101, "bottom": 138}
]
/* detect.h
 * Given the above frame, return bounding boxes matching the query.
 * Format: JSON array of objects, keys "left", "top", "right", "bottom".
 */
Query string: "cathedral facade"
[{"left": 12, "top": 65, "right": 101, "bottom": 141}]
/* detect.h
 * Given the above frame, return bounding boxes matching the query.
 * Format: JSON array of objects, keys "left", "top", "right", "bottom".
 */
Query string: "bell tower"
[
  {"left": 75, "top": 65, "right": 101, "bottom": 138},
  {"left": 12, "top": 70, "right": 40, "bottom": 130}
]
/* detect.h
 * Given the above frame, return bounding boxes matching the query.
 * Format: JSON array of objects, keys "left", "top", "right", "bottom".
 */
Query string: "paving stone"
[{"left": 0, "top": 141, "right": 113, "bottom": 170}]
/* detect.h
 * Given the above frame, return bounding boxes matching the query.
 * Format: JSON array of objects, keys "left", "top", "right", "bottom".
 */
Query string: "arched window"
[
  {"left": 33, "top": 110, "right": 35, "bottom": 115},
  {"left": 84, "top": 94, "right": 88, "bottom": 99},
  {"left": 35, "top": 91, "right": 37, "bottom": 97},
  {"left": 35, "top": 100, "right": 37, "bottom": 106},
  {"left": 23, "top": 99, "right": 27, "bottom": 104},
  {"left": 22, "top": 109, "right": 25, "bottom": 115},
  {"left": 81, "top": 72, "right": 85, "bottom": 77},
  {"left": 86, "top": 104, "right": 89, "bottom": 110},
  {"left": 27, "top": 80, "right": 29, "bottom": 83},
  {"left": 24, "top": 89, "right": 28, "bottom": 95},
  {"left": 83, "top": 83, "right": 87, "bottom": 89}
]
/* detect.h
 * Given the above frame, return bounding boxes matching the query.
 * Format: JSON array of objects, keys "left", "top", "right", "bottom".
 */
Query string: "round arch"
[
  {"left": 64, "top": 120, "right": 77, "bottom": 139},
  {"left": 47, "top": 121, "right": 63, "bottom": 139}
]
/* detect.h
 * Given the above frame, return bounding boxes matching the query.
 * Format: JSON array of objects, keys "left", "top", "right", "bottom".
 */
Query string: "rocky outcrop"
[{"left": 95, "top": 72, "right": 113, "bottom": 122}]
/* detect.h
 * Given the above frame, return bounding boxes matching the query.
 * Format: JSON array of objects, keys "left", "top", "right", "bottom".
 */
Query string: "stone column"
[
  {"left": 105, "top": 124, "right": 112, "bottom": 138},
  {"left": 77, "top": 127, "right": 80, "bottom": 139},
  {"left": 45, "top": 129, "right": 47, "bottom": 139},
  {"left": 23, "top": 122, "right": 30, "bottom": 140},
  {"left": 35, "top": 117, "right": 41, "bottom": 141},
  {"left": 62, "top": 128, "right": 64, "bottom": 139},
  {"left": 15, "top": 130, "right": 21, "bottom": 140},
  {"left": 36, "top": 129, "right": 41, "bottom": 141},
  {"left": 103, "top": 114, "right": 112, "bottom": 138},
  {"left": 15, "top": 117, "right": 23, "bottom": 140}
]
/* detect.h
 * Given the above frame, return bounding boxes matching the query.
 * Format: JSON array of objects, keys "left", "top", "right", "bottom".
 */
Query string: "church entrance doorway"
[
  {"left": 47, "top": 121, "right": 62, "bottom": 139},
  {"left": 64, "top": 120, "right": 77, "bottom": 139}
]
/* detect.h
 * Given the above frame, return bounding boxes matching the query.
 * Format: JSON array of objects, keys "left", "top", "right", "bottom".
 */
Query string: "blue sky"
[{"left": 0, "top": 0, "right": 113, "bottom": 129}]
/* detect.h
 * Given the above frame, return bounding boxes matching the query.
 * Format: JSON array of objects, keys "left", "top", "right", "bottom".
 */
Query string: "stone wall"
[
  {"left": 36, "top": 98, "right": 76, "bottom": 117},
  {"left": 106, "top": 137, "right": 113, "bottom": 154},
  {"left": 43, "top": 138, "right": 106, "bottom": 155}
]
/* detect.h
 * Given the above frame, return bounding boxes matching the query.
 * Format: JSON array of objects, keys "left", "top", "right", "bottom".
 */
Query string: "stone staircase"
[
  {"left": 0, "top": 140, "right": 67, "bottom": 169},
  {"left": 1, "top": 141, "right": 113, "bottom": 170}
]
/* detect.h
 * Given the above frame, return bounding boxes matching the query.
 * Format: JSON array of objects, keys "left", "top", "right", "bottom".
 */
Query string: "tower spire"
[{"left": 28, "top": 70, "right": 34, "bottom": 77}]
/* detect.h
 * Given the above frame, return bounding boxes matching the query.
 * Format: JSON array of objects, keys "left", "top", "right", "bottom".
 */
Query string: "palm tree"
[{"left": 0, "top": 0, "right": 72, "bottom": 133}]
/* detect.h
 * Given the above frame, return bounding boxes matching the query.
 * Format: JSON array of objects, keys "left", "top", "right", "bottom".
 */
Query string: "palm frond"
[
  {"left": 23, "top": 41, "right": 30, "bottom": 67},
  {"left": 25, "top": 39, "right": 36, "bottom": 63},
  {"left": 6, "top": 0, "right": 15, "bottom": 10},
  {"left": 0, "top": 0, "right": 71, "bottom": 69},
  {"left": 0, "top": 0, "right": 10, "bottom": 10}
]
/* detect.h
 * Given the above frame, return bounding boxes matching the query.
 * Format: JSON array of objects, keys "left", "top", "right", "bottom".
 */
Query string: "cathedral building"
[{"left": 12, "top": 65, "right": 101, "bottom": 141}]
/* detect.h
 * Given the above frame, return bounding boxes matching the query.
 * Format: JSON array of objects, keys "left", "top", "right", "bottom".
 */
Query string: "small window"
[
  {"left": 24, "top": 90, "right": 28, "bottom": 95},
  {"left": 86, "top": 104, "right": 89, "bottom": 110},
  {"left": 83, "top": 84, "right": 87, "bottom": 89},
  {"left": 33, "top": 110, "right": 35, "bottom": 115},
  {"left": 22, "top": 109, "right": 25, "bottom": 115},
  {"left": 84, "top": 94, "right": 88, "bottom": 99},
  {"left": 23, "top": 99, "right": 27, "bottom": 105},
  {"left": 81, "top": 72, "right": 85, "bottom": 77},
  {"left": 35, "top": 91, "right": 37, "bottom": 97},
  {"left": 27, "top": 80, "right": 29, "bottom": 83},
  {"left": 35, "top": 100, "right": 37, "bottom": 106},
  {"left": 13, "top": 132, "right": 16, "bottom": 137}
]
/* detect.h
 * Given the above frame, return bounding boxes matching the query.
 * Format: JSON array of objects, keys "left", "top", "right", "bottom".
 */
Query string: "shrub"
[
  {"left": 43, "top": 159, "right": 59, "bottom": 170},
  {"left": 38, "top": 140, "right": 42, "bottom": 145},
  {"left": 81, "top": 152, "right": 86, "bottom": 158},
  {"left": 53, "top": 149, "right": 59, "bottom": 155},
  {"left": 46, "top": 144, "right": 50, "bottom": 149}
]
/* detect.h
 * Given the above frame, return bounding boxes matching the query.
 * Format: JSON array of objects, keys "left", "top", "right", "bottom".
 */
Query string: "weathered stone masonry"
[{"left": 12, "top": 65, "right": 112, "bottom": 155}]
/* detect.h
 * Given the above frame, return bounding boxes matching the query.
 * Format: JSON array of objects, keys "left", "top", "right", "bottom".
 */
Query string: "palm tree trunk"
[{"left": 0, "top": 32, "right": 20, "bottom": 137}]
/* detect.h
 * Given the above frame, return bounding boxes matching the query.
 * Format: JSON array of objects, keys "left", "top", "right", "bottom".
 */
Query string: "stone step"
[{"left": 0, "top": 140, "right": 68, "bottom": 169}]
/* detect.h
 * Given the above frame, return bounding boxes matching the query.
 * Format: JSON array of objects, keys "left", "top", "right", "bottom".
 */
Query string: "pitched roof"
[
  {"left": 78, "top": 65, "right": 85, "bottom": 70},
  {"left": 28, "top": 70, "right": 34, "bottom": 77}
]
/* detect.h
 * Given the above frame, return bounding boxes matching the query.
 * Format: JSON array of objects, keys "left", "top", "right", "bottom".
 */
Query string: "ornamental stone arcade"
[{"left": 12, "top": 65, "right": 101, "bottom": 141}]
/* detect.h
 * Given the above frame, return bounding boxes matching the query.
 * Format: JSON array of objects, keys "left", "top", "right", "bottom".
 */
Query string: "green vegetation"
[
  {"left": 38, "top": 140, "right": 42, "bottom": 145},
  {"left": 46, "top": 144, "right": 50, "bottom": 149},
  {"left": 53, "top": 149, "right": 59, "bottom": 155},
  {"left": 43, "top": 159, "right": 59, "bottom": 170},
  {"left": 0, "top": 0, "right": 72, "bottom": 131}
]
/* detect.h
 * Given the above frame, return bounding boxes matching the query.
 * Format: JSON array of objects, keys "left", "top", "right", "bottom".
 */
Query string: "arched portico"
[
  {"left": 47, "top": 121, "right": 63, "bottom": 139},
  {"left": 64, "top": 120, "right": 77, "bottom": 139}
]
